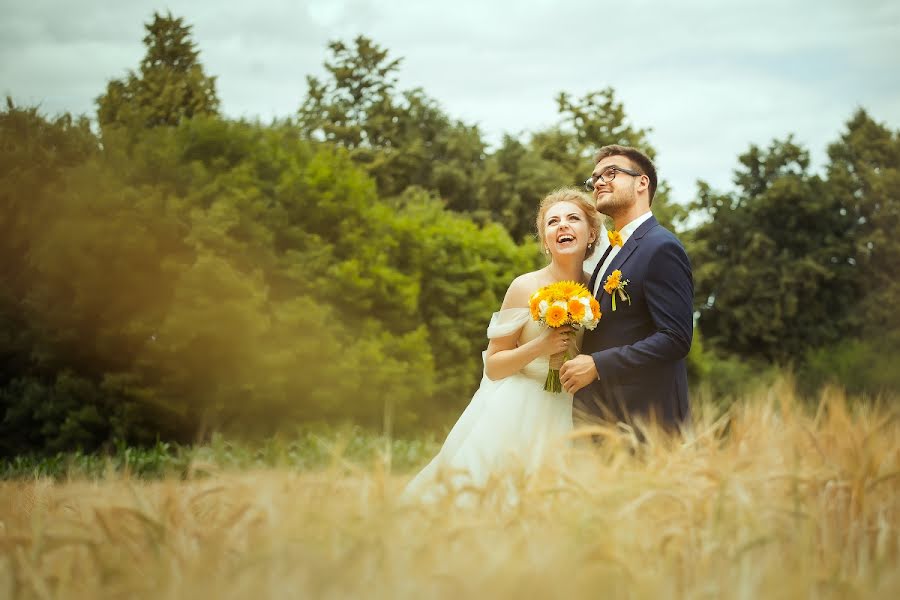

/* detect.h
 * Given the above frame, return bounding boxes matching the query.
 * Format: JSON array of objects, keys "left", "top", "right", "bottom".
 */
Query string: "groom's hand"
[{"left": 559, "top": 354, "right": 598, "bottom": 394}]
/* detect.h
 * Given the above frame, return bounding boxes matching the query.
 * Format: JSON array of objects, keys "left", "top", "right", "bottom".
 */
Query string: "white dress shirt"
[{"left": 592, "top": 211, "right": 654, "bottom": 297}]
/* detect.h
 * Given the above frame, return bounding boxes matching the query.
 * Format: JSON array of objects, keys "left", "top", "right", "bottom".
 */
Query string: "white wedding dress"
[{"left": 403, "top": 308, "right": 579, "bottom": 504}]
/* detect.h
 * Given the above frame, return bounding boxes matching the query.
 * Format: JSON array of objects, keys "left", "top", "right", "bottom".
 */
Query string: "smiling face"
[{"left": 540, "top": 201, "right": 594, "bottom": 261}]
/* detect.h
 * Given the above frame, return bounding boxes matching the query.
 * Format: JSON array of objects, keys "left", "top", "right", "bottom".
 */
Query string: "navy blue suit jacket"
[{"left": 574, "top": 215, "right": 693, "bottom": 430}]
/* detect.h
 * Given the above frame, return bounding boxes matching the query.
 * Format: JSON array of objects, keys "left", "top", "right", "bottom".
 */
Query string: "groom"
[{"left": 559, "top": 145, "right": 693, "bottom": 431}]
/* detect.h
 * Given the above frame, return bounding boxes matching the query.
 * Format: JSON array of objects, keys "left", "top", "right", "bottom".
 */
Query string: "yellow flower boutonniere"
[
  {"left": 607, "top": 229, "right": 623, "bottom": 248},
  {"left": 603, "top": 269, "right": 631, "bottom": 311}
]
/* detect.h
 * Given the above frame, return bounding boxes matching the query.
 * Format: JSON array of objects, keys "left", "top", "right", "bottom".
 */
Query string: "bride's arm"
[{"left": 484, "top": 277, "right": 572, "bottom": 381}]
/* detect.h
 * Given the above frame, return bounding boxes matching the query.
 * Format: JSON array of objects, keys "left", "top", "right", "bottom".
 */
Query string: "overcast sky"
[{"left": 2, "top": 0, "right": 899, "bottom": 205}]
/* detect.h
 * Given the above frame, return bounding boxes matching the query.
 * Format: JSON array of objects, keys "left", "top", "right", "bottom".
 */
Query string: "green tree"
[
  {"left": 0, "top": 100, "right": 186, "bottom": 453},
  {"left": 556, "top": 89, "right": 653, "bottom": 168},
  {"left": 298, "top": 36, "right": 487, "bottom": 214},
  {"left": 826, "top": 109, "right": 900, "bottom": 338},
  {"left": 362, "top": 188, "right": 539, "bottom": 421},
  {"left": 474, "top": 135, "right": 570, "bottom": 241},
  {"left": 476, "top": 88, "right": 686, "bottom": 239},
  {"left": 298, "top": 36, "right": 402, "bottom": 150},
  {"left": 554, "top": 89, "right": 687, "bottom": 230},
  {"left": 689, "top": 137, "right": 854, "bottom": 363},
  {"left": 96, "top": 12, "right": 219, "bottom": 134},
  {"left": 0, "top": 100, "right": 98, "bottom": 381},
  {"left": 799, "top": 110, "right": 900, "bottom": 395}
]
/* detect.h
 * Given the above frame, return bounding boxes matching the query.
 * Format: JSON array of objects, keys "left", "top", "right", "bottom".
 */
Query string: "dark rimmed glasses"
[{"left": 583, "top": 166, "right": 642, "bottom": 191}]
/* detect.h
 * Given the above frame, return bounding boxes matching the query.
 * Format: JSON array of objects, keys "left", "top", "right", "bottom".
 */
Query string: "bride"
[{"left": 403, "top": 188, "right": 601, "bottom": 503}]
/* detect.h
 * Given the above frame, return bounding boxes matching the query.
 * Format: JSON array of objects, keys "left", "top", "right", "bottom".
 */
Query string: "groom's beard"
[{"left": 594, "top": 185, "right": 635, "bottom": 217}]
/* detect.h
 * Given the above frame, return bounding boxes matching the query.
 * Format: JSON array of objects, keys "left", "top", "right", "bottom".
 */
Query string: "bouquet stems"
[{"left": 544, "top": 345, "right": 572, "bottom": 393}]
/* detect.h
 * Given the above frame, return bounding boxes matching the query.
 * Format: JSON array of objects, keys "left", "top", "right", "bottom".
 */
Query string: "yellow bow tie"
[{"left": 608, "top": 229, "right": 623, "bottom": 248}]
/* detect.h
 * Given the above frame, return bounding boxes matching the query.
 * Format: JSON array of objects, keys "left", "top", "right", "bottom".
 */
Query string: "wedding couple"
[{"left": 404, "top": 145, "right": 693, "bottom": 501}]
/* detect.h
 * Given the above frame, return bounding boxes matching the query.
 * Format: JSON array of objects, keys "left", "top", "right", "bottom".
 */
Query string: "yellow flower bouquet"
[{"left": 529, "top": 281, "right": 602, "bottom": 392}]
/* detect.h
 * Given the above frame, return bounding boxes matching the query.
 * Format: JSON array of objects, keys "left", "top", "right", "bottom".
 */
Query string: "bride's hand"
[{"left": 539, "top": 325, "right": 575, "bottom": 356}]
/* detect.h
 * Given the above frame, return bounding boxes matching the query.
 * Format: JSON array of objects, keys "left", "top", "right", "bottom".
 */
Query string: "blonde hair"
[{"left": 535, "top": 188, "right": 602, "bottom": 259}]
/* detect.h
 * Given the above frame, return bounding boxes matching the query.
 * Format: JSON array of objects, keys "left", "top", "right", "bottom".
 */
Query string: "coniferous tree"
[{"left": 97, "top": 12, "right": 219, "bottom": 134}]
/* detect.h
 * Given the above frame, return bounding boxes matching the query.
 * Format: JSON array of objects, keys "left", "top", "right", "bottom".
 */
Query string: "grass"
[
  {"left": 1, "top": 379, "right": 898, "bottom": 599},
  {"left": 0, "top": 426, "right": 442, "bottom": 480}
]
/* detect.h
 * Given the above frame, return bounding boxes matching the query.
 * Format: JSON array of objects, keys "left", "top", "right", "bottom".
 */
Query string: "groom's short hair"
[{"left": 594, "top": 145, "right": 658, "bottom": 204}]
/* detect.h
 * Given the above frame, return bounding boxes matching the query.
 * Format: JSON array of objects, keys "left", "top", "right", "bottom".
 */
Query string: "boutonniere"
[{"left": 603, "top": 269, "right": 631, "bottom": 311}]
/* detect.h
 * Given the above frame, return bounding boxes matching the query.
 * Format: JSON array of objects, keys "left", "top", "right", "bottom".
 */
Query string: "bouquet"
[{"left": 529, "top": 281, "right": 601, "bottom": 393}]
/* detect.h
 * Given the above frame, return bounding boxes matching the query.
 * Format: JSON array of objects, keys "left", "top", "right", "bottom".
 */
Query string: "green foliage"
[
  {"left": 392, "top": 191, "right": 541, "bottom": 418},
  {"left": 474, "top": 134, "right": 572, "bottom": 241},
  {"left": 793, "top": 110, "right": 900, "bottom": 397},
  {"left": 0, "top": 372, "right": 164, "bottom": 456},
  {"left": 0, "top": 101, "right": 100, "bottom": 385},
  {"left": 800, "top": 339, "right": 900, "bottom": 398},
  {"left": 690, "top": 111, "right": 900, "bottom": 396},
  {"left": 298, "top": 36, "right": 402, "bottom": 150},
  {"left": 555, "top": 88, "right": 654, "bottom": 167},
  {"left": 297, "top": 36, "right": 486, "bottom": 215},
  {"left": 551, "top": 89, "right": 687, "bottom": 231},
  {"left": 96, "top": 12, "right": 219, "bottom": 134},
  {"left": 0, "top": 97, "right": 532, "bottom": 454},
  {"left": 297, "top": 38, "right": 684, "bottom": 241},
  {"left": 825, "top": 109, "right": 900, "bottom": 342},
  {"left": 686, "top": 333, "right": 775, "bottom": 412},
  {"left": 4, "top": 18, "right": 896, "bottom": 459},
  {"left": 474, "top": 88, "right": 686, "bottom": 240},
  {"left": 0, "top": 429, "right": 441, "bottom": 480},
  {"left": 689, "top": 137, "right": 855, "bottom": 362}
]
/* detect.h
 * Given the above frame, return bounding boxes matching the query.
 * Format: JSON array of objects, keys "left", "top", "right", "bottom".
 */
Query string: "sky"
[{"left": 2, "top": 0, "right": 899, "bottom": 206}]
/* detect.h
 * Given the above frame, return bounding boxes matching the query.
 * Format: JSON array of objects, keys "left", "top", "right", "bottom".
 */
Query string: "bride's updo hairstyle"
[{"left": 535, "top": 188, "right": 602, "bottom": 259}]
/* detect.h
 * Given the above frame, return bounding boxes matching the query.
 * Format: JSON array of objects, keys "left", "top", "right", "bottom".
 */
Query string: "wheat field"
[{"left": 1, "top": 381, "right": 898, "bottom": 599}]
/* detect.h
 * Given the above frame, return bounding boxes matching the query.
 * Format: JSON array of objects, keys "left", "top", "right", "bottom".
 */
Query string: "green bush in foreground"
[{"left": 0, "top": 427, "right": 442, "bottom": 481}]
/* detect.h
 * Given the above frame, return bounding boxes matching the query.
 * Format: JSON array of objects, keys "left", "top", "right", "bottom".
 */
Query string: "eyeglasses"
[{"left": 583, "top": 166, "right": 642, "bottom": 191}]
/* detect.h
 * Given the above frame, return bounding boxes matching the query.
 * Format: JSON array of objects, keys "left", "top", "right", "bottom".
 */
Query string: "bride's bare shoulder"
[{"left": 501, "top": 270, "right": 545, "bottom": 309}]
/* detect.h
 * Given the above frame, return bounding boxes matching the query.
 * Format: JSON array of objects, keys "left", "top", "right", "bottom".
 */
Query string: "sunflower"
[
  {"left": 545, "top": 304, "right": 568, "bottom": 327},
  {"left": 529, "top": 295, "right": 542, "bottom": 320},
  {"left": 568, "top": 298, "right": 586, "bottom": 321},
  {"left": 554, "top": 280, "right": 583, "bottom": 299},
  {"left": 538, "top": 282, "right": 560, "bottom": 303}
]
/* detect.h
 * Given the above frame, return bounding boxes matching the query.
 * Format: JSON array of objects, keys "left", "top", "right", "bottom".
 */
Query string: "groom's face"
[{"left": 590, "top": 156, "right": 639, "bottom": 215}]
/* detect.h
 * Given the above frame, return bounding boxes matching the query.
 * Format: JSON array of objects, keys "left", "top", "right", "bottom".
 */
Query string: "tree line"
[{"left": 1, "top": 13, "right": 897, "bottom": 455}]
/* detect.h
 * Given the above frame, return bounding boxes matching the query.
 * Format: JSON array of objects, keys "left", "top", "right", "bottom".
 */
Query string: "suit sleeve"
[{"left": 593, "top": 238, "right": 693, "bottom": 377}]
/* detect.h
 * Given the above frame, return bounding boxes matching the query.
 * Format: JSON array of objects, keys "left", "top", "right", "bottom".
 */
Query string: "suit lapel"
[{"left": 588, "top": 245, "right": 614, "bottom": 297}]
